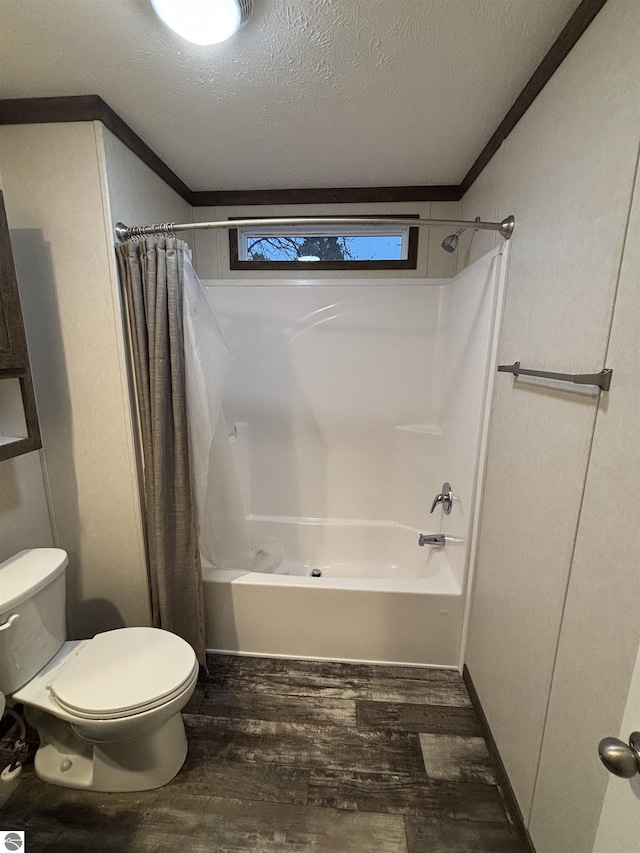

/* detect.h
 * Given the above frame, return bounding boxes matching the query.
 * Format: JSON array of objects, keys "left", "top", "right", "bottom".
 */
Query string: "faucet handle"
[
  {"left": 429, "top": 494, "right": 444, "bottom": 513},
  {"left": 430, "top": 482, "right": 453, "bottom": 515}
]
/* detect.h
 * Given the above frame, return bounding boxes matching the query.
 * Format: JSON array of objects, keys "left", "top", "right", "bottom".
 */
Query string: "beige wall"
[
  {"left": 529, "top": 132, "right": 640, "bottom": 853},
  {"left": 0, "top": 453, "right": 53, "bottom": 562},
  {"left": 100, "top": 126, "right": 192, "bottom": 250},
  {"left": 0, "top": 120, "right": 195, "bottom": 643},
  {"left": 0, "top": 170, "right": 54, "bottom": 563},
  {"left": 0, "top": 122, "right": 151, "bottom": 636},
  {"left": 463, "top": 0, "right": 640, "bottom": 849},
  {"left": 0, "top": 121, "right": 194, "bottom": 638}
]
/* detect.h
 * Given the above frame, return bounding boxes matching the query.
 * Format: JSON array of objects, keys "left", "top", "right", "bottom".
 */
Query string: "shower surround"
[{"left": 200, "top": 248, "right": 507, "bottom": 666}]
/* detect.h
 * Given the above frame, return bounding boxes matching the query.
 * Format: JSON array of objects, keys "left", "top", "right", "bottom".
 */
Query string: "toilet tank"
[{"left": 0, "top": 549, "right": 68, "bottom": 695}]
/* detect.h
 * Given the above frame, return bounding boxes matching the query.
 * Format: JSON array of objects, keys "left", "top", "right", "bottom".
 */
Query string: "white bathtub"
[{"left": 202, "top": 517, "right": 464, "bottom": 667}]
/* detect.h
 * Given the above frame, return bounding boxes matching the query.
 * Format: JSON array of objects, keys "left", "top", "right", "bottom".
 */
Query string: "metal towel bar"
[{"left": 497, "top": 361, "right": 612, "bottom": 392}]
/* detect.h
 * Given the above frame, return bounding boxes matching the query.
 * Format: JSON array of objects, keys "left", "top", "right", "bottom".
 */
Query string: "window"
[{"left": 229, "top": 216, "right": 419, "bottom": 270}]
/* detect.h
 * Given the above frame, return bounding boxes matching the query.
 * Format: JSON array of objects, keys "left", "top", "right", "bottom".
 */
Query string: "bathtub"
[{"left": 202, "top": 517, "right": 465, "bottom": 667}]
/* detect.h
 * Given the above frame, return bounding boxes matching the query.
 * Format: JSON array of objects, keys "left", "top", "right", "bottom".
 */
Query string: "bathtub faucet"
[{"left": 418, "top": 533, "right": 445, "bottom": 547}]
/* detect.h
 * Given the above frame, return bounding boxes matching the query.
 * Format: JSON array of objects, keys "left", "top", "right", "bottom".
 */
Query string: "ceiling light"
[{"left": 150, "top": 0, "right": 252, "bottom": 45}]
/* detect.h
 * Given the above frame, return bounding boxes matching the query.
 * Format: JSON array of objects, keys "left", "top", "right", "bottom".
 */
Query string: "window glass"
[{"left": 229, "top": 220, "right": 418, "bottom": 270}]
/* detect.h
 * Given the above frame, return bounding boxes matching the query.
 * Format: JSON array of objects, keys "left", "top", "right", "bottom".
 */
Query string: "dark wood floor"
[{"left": 0, "top": 654, "right": 529, "bottom": 852}]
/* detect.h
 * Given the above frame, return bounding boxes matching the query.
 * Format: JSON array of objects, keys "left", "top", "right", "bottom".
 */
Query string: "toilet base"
[{"left": 25, "top": 707, "right": 189, "bottom": 792}]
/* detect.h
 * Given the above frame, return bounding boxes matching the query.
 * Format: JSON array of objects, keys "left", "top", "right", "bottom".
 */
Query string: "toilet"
[{"left": 0, "top": 548, "right": 199, "bottom": 792}]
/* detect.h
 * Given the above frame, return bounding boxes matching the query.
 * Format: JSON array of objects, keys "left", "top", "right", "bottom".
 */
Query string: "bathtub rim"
[{"left": 203, "top": 564, "right": 462, "bottom": 596}]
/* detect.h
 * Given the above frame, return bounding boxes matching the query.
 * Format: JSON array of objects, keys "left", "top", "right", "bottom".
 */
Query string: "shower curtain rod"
[{"left": 115, "top": 215, "right": 515, "bottom": 242}]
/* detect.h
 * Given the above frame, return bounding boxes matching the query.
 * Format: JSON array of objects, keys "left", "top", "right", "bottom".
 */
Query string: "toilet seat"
[{"left": 49, "top": 627, "right": 198, "bottom": 721}]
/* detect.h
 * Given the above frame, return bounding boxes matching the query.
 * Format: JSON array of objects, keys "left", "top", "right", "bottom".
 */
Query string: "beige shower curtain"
[{"left": 116, "top": 237, "right": 206, "bottom": 666}]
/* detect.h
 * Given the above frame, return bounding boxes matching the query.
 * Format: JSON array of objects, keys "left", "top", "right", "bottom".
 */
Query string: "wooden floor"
[{"left": 0, "top": 654, "right": 529, "bottom": 852}]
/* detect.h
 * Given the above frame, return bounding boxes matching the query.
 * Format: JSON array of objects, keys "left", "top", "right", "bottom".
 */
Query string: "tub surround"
[{"left": 200, "top": 249, "right": 505, "bottom": 665}]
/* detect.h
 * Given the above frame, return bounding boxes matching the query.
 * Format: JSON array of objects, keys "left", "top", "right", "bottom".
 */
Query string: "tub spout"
[{"left": 418, "top": 533, "right": 445, "bottom": 547}]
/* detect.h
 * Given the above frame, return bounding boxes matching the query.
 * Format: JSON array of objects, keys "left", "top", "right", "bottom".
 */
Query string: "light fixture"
[{"left": 150, "top": 0, "right": 252, "bottom": 45}]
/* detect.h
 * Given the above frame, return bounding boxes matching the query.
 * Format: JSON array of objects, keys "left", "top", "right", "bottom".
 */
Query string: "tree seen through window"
[{"left": 246, "top": 234, "right": 403, "bottom": 262}]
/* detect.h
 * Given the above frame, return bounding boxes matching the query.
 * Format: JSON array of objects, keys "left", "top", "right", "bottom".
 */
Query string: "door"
[
  {"left": 527, "top": 157, "right": 640, "bottom": 851},
  {"left": 593, "top": 645, "right": 640, "bottom": 853}
]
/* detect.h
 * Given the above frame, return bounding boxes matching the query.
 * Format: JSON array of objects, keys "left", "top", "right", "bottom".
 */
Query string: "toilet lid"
[{"left": 50, "top": 628, "right": 197, "bottom": 719}]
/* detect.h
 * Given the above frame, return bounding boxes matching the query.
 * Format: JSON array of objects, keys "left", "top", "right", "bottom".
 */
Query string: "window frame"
[{"left": 228, "top": 214, "right": 419, "bottom": 271}]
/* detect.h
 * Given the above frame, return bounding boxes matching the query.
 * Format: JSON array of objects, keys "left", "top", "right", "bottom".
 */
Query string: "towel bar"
[{"left": 497, "top": 362, "right": 612, "bottom": 392}]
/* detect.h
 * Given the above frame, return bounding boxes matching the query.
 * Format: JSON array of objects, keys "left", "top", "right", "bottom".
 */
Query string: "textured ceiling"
[{"left": 1, "top": 0, "right": 582, "bottom": 191}]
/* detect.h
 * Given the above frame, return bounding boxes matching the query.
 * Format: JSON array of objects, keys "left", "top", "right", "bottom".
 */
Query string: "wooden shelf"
[
  {"left": 0, "top": 190, "right": 42, "bottom": 462},
  {"left": 0, "top": 435, "right": 23, "bottom": 445}
]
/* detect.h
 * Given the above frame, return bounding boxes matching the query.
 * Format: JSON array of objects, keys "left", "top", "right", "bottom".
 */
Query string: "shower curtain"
[
  {"left": 117, "top": 237, "right": 265, "bottom": 665},
  {"left": 181, "top": 254, "right": 282, "bottom": 575},
  {"left": 117, "top": 238, "right": 208, "bottom": 664},
  {"left": 181, "top": 256, "right": 256, "bottom": 569}
]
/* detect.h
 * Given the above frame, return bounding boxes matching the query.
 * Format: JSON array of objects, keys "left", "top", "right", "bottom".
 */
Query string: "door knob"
[{"left": 598, "top": 732, "right": 640, "bottom": 778}]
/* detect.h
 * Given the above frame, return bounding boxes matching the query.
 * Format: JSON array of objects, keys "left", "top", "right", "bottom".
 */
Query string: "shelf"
[
  {"left": 0, "top": 436, "right": 40, "bottom": 462},
  {"left": 0, "top": 435, "right": 24, "bottom": 446},
  {"left": 0, "top": 189, "right": 42, "bottom": 462}
]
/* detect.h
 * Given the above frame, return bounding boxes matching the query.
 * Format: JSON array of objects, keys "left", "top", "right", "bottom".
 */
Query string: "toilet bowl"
[{"left": 0, "top": 549, "right": 199, "bottom": 792}]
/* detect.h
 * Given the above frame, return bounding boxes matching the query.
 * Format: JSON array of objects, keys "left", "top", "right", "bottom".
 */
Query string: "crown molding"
[{"left": 190, "top": 185, "right": 461, "bottom": 206}]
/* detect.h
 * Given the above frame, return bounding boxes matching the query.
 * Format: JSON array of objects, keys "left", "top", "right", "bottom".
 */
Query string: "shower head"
[
  {"left": 441, "top": 217, "right": 481, "bottom": 253},
  {"left": 441, "top": 232, "right": 460, "bottom": 253}
]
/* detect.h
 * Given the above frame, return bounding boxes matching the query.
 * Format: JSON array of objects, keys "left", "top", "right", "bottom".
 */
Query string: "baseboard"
[{"left": 463, "top": 665, "right": 537, "bottom": 853}]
